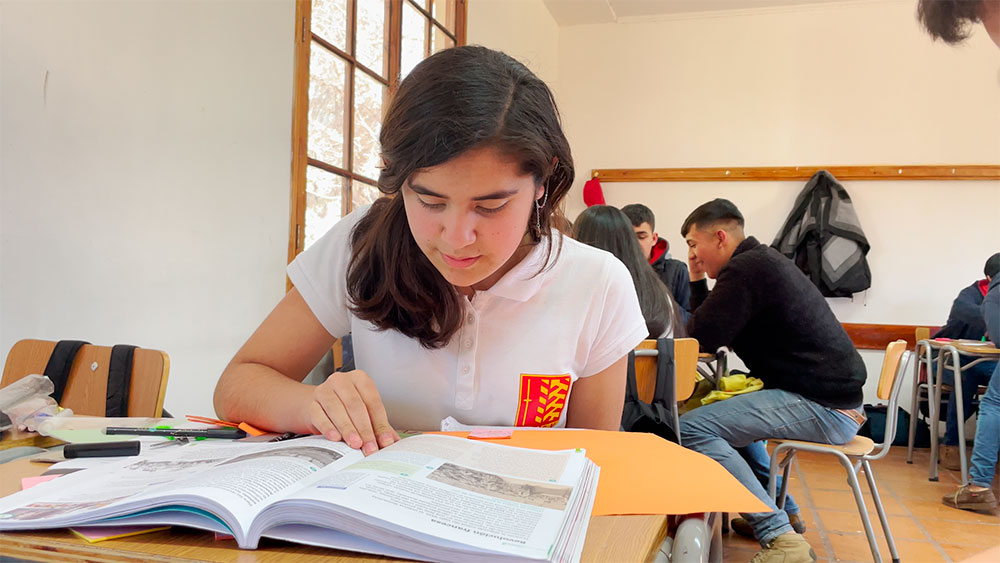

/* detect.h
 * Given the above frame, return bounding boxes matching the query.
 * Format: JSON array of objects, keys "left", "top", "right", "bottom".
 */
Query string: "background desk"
[
  {"left": 0, "top": 458, "right": 669, "bottom": 562},
  {"left": 917, "top": 339, "right": 1000, "bottom": 483}
]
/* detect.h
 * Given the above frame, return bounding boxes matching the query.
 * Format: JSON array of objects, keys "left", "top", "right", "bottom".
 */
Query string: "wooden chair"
[
  {"left": 632, "top": 337, "right": 700, "bottom": 444},
  {"left": 767, "top": 340, "right": 910, "bottom": 563},
  {"left": 1, "top": 339, "right": 170, "bottom": 418}
]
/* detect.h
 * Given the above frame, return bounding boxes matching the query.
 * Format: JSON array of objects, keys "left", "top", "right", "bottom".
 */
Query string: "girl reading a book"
[{"left": 213, "top": 46, "right": 646, "bottom": 455}]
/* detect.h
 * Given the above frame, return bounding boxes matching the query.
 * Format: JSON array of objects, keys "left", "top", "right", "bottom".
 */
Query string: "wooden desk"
[
  {"left": 918, "top": 339, "right": 1000, "bottom": 483},
  {"left": 0, "top": 458, "right": 669, "bottom": 562},
  {"left": 0, "top": 428, "right": 63, "bottom": 451}
]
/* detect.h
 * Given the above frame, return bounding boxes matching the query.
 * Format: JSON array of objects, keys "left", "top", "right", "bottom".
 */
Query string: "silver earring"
[{"left": 535, "top": 189, "right": 549, "bottom": 234}]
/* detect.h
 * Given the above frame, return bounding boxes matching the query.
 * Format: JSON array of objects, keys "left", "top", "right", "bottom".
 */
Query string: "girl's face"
[{"left": 402, "top": 146, "right": 544, "bottom": 296}]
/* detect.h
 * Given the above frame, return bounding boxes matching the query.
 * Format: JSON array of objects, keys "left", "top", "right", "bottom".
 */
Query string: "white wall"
[
  {"left": 0, "top": 0, "right": 295, "bottom": 417},
  {"left": 467, "top": 0, "right": 560, "bottom": 91},
  {"left": 479, "top": 0, "right": 1000, "bottom": 406}
]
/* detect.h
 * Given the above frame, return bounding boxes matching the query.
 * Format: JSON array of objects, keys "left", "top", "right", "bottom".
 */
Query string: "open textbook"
[{"left": 0, "top": 434, "right": 598, "bottom": 563}]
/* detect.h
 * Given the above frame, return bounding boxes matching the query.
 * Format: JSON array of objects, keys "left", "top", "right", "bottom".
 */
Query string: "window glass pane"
[
  {"left": 305, "top": 166, "right": 346, "bottom": 249},
  {"left": 308, "top": 44, "right": 348, "bottom": 167},
  {"left": 356, "top": 0, "right": 387, "bottom": 76},
  {"left": 431, "top": 24, "right": 454, "bottom": 55},
  {"left": 352, "top": 180, "right": 381, "bottom": 210},
  {"left": 312, "top": 0, "right": 348, "bottom": 51},
  {"left": 432, "top": 0, "right": 456, "bottom": 33},
  {"left": 353, "top": 71, "right": 386, "bottom": 180},
  {"left": 401, "top": 3, "right": 428, "bottom": 80}
]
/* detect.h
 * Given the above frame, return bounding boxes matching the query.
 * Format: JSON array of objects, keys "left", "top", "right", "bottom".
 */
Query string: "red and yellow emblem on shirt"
[{"left": 514, "top": 374, "right": 571, "bottom": 427}]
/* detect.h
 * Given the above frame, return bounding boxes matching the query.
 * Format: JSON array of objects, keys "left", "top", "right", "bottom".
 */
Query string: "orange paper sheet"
[{"left": 436, "top": 430, "right": 769, "bottom": 516}]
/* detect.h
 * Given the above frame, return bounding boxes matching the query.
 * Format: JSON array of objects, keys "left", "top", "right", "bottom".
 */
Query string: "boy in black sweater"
[{"left": 677, "top": 199, "right": 866, "bottom": 563}]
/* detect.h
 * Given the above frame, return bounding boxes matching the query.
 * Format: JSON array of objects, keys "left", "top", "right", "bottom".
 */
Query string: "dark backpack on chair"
[
  {"left": 620, "top": 337, "right": 680, "bottom": 444},
  {"left": 43, "top": 340, "right": 136, "bottom": 417}
]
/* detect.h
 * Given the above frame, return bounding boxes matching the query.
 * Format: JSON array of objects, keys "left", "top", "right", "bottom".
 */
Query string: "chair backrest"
[
  {"left": 915, "top": 327, "right": 931, "bottom": 342},
  {"left": 877, "top": 340, "right": 908, "bottom": 401},
  {"left": 871, "top": 340, "right": 912, "bottom": 456},
  {"left": 1, "top": 339, "right": 169, "bottom": 417},
  {"left": 633, "top": 338, "right": 699, "bottom": 404}
]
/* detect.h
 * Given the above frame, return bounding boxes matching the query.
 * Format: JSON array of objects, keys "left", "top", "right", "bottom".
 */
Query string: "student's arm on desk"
[
  {"left": 565, "top": 356, "right": 627, "bottom": 430},
  {"left": 214, "top": 288, "right": 398, "bottom": 456}
]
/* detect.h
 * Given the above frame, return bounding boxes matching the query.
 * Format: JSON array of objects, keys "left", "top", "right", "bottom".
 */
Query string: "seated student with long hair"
[
  {"left": 573, "top": 205, "right": 685, "bottom": 339},
  {"left": 213, "top": 46, "right": 647, "bottom": 455}
]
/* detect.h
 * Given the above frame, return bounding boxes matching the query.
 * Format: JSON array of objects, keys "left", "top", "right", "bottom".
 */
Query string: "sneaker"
[
  {"left": 940, "top": 445, "right": 963, "bottom": 471},
  {"left": 942, "top": 485, "right": 999, "bottom": 512},
  {"left": 750, "top": 532, "right": 817, "bottom": 563},
  {"left": 731, "top": 513, "right": 806, "bottom": 538}
]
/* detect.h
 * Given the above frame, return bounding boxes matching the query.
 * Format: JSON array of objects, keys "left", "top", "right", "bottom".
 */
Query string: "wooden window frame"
[{"left": 287, "top": 0, "right": 467, "bottom": 268}]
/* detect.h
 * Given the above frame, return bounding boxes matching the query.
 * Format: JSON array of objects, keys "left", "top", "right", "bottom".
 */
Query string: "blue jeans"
[
  {"left": 740, "top": 441, "right": 800, "bottom": 516},
  {"left": 679, "top": 389, "right": 862, "bottom": 546},
  {"left": 969, "top": 363, "right": 999, "bottom": 488},
  {"left": 943, "top": 359, "right": 997, "bottom": 445}
]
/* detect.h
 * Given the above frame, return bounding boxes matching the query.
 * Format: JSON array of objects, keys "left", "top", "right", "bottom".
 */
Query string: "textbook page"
[
  {"left": 255, "top": 434, "right": 593, "bottom": 561},
  {"left": 0, "top": 437, "right": 364, "bottom": 545}
]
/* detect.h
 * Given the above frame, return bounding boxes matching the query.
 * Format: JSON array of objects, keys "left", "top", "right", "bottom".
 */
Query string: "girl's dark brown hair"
[
  {"left": 347, "top": 46, "right": 575, "bottom": 349},
  {"left": 917, "top": 0, "right": 982, "bottom": 44},
  {"left": 574, "top": 205, "right": 684, "bottom": 339}
]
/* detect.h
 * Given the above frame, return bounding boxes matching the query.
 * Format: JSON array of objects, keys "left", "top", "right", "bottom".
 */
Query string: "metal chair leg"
[
  {"left": 777, "top": 461, "right": 792, "bottom": 510},
  {"left": 929, "top": 353, "right": 944, "bottom": 481},
  {"left": 948, "top": 347, "right": 970, "bottom": 484},
  {"left": 834, "top": 452, "right": 883, "bottom": 563},
  {"left": 906, "top": 348, "right": 923, "bottom": 464},
  {"left": 862, "top": 459, "right": 899, "bottom": 563}
]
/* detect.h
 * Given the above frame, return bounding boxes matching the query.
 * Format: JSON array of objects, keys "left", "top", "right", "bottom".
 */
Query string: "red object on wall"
[{"left": 583, "top": 178, "right": 606, "bottom": 206}]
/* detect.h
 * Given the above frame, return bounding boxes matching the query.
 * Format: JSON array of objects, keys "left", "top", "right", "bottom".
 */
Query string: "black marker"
[
  {"left": 64, "top": 441, "right": 141, "bottom": 458},
  {"left": 104, "top": 427, "right": 247, "bottom": 439}
]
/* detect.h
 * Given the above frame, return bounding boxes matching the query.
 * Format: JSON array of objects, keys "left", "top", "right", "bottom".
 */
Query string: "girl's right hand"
[{"left": 308, "top": 369, "right": 400, "bottom": 455}]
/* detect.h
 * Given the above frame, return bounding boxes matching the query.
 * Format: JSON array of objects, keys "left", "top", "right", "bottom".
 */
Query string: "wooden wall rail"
[
  {"left": 842, "top": 323, "right": 941, "bottom": 351},
  {"left": 590, "top": 165, "right": 1000, "bottom": 183}
]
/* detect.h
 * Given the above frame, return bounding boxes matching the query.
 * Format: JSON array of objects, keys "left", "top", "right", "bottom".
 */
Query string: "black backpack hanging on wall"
[{"left": 620, "top": 338, "right": 679, "bottom": 444}]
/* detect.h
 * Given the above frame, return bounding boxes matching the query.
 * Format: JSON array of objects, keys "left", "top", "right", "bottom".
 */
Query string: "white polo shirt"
[{"left": 288, "top": 206, "right": 647, "bottom": 431}]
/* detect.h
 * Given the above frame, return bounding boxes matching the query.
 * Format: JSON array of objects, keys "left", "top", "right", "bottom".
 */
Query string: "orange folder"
[{"left": 437, "top": 430, "right": 770, "bottom": 517}]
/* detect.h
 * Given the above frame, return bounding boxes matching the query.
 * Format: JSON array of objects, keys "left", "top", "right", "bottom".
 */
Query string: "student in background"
[
  {"left": 214, "top": 46, "right": 647, "bottom": 454},
  {"left": 916, "top": 0, "right": 1000, "bottom": 518},
  {"left": 622, "top": 203, "right": 691, "bottom": 322},
  {"left": 933, "top": 253, "right": 999, "bottom": 470},
  {"left": 678, "top": 199, "right": 866, "bottom": 563},
  {"left": 574, "top": 205, "right": 685, "bottom": 339},
  {"left": 942, "top": 266, "right": 999, "bottom": 511}
]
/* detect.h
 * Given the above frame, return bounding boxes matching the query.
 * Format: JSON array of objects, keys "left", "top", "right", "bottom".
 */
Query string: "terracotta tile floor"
[{"left": 719, "top": 447, "right": 1000, "bottom": 562}]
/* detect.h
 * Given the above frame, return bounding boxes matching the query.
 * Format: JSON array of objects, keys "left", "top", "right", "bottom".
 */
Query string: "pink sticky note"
[
  {"left": 21, "top": 474, "right": 61, "bottom": 490},
  {"left": 467, "top": 428, "right": 513, "bottom": 440}
]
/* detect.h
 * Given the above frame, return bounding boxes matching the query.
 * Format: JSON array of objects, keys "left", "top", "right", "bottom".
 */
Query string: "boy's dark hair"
[
  {"left": 621, "top": 203, "right": 655, "bottom": 230},
  {"left": 574, "top": 205, "right": 681, "bottom": 338},
  {"left": 347, "top": 46, "right": 574, "bottom": 349},
  {"left": 917, "top": 0, "right": 983, "bottom": 44},
  {"left": 680, "top": 198, "right": 745, "bottom": 237},
  {"left": 986, "top": 252, "right": 1000, "bottom": 279}
]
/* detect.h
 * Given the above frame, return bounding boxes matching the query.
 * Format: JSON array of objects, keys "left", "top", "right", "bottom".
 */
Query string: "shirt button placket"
[{"left": 455, "top": 306, "right": 479, "bottom": 410}]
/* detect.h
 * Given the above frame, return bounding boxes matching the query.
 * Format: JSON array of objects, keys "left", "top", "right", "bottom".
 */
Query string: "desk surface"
[
  {"left": 919, "top": 339, "right": 1000, "bottom": 355},
  {"left": 0, "top": 458, "right": 668, "bottom": 562},
  {"left": 0, "top": 428, "right": 64, "bottom": 451}
]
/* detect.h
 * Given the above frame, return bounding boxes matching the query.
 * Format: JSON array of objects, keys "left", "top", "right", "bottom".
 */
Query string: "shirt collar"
[
  {"left": 478, "top": 231, "right": 561, "bottom": 303},
  {"left": 731, "top": 236, "right": 760, "bottom": 259}
]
